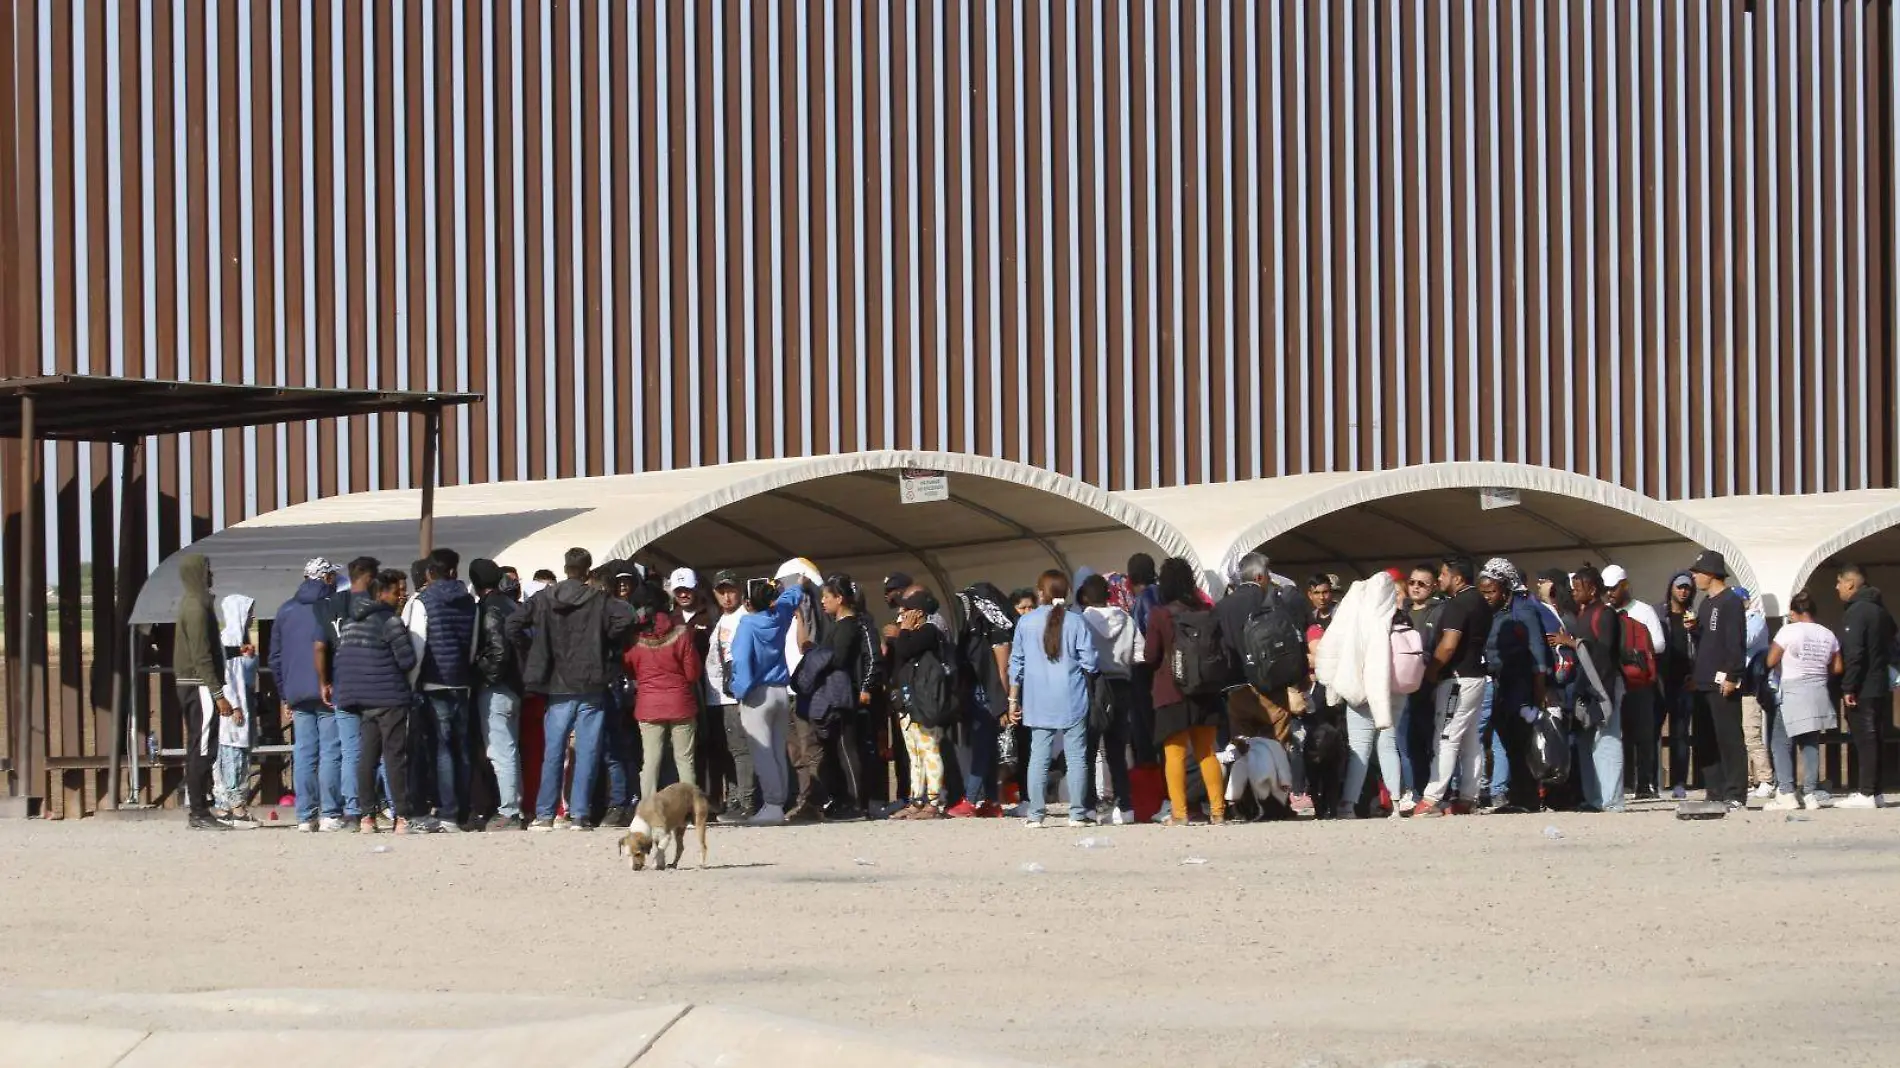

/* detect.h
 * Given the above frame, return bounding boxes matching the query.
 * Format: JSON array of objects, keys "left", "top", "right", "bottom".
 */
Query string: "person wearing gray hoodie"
[
  {"left": 172, "top": 554, "right": 235, "bottom": 830},
  {"left": 1078, "top": 573, "right": 1136, "bottom": 823}
]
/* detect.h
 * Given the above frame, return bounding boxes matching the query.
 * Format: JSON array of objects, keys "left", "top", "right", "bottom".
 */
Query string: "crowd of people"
[{"left": 162, "top": 539, "right": 1896, "bottom": 832}]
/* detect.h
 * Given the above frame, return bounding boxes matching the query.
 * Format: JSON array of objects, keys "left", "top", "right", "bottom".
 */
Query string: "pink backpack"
[{"left": 1390, "top": 620, "right": 1427, "bottom": 694}]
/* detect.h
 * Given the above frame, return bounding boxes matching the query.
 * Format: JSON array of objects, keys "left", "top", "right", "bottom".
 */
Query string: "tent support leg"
[
  {"left": 105, "top": 439, "right": 142, "bottom": 810},
  {"left": 419, "top": 407, "right": 440, "bottom": 558}
]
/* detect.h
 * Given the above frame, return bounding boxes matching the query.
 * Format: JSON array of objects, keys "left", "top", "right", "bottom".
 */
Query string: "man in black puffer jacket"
[
  {"left": 1835, "top": 563, "right": 1895, "bottom": 808},
  {"left": 334, "top": 569, "right": 439, "bottom": 834},
  {"left": 469, "top": 558, "right": 526, "bottom": 830},
  {"left": 404, "top": 549, "right": 478, "bottom": 828}
]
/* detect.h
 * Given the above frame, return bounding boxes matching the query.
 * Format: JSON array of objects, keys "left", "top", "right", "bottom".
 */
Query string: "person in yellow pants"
[{"left": 1141, "top": 557, "right": 1227, "bottom": 826}]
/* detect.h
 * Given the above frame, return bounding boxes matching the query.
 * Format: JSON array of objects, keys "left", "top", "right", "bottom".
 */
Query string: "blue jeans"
[
  {"left": 1027, "top": 719, "right": 1090, "bottom": 822},
  {"left": 1397, "top": 693, "right": 1433, "bottom": 802},
  {"left": 1579, "top": 690, "right": 1626, "bottom": 812},
  {"left": 426, "top": 691, "right": 471, "bottom": 820},
  {"left": 293, "top": 704, "right": 363, "bottom": 822},
  {"left": 478, "top": 686, "right": 522, "bottom": 819},
  {"left": 1769, "top": 700, "right": 1821, "bottom": 796},
  {"left": 1342, "top": 703, "right": 1401, "bottom": 810},
  {"left": 537, "top": 693, "right": 606, "bottom": 823},
  {"left": 1476, "top": 680, "right": 1510, "bottom": 801},
  {"left": 602, "top": 688, "right": 639, "bottom": 810},
  {"left": 964, "top": 688, "right": 1001, "bottom": 803}
]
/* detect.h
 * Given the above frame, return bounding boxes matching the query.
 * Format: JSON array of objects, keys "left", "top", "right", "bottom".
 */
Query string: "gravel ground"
[{"left": 2, "top": 802, "right": 1896, "bottom": 1068}]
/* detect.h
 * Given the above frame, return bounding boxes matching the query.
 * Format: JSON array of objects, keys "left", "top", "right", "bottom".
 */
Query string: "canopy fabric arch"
[
  {"left": 1672, "top": 490, "right": 1900, "bottom": 612},
  {"left": 1130, "top": 462, "right": 1757, "bottom": 596},
  {"left": 130, "top": 451, "right": 1196, "bottom": 625}
]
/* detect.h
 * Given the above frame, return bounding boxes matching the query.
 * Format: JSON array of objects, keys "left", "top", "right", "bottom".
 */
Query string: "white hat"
[
  {"left": 1600, "top": 565, "right": 1629, "bottom": 587},
  {"left": 774, "top": 557, "right": 822, "bottom": 585},
  {"left": 666, "top": 567, "right": 699, "bottom": 592}
]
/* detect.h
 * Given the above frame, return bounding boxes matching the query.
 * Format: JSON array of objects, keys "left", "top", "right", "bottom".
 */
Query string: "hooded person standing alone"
[{"left": 173, "top": 554, "right": 236, "bottom": 830}]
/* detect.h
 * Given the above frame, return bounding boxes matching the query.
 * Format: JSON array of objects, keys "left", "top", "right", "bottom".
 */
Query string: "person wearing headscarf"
[
  {"left": 1480, "top": 558, "right": 1552, "bottom": 814},
  {"left": 1313, "top": 572, "right": 1407, "bottom": 820},
  {"left": 949, "top": 581, "right": 1019, "bottom": 817}
]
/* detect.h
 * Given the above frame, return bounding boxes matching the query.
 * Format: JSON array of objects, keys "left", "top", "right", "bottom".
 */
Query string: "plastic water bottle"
[
  {"left": 1020, "top": 862, "right": 1046, "bottom": 874},
  {"left": 1542, "top": 826, "right": 1564, "bottom": 840},
  {"left": 146, "top": 733, "right": 157, "bottom": 763}
]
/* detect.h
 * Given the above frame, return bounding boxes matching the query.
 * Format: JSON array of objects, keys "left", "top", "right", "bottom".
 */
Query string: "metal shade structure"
[
  {"left": 0, "top": 376, "right": 479, "bottom": 814},
  {"left": 0, "top": 375, "right": 480, "bottom": 441}
]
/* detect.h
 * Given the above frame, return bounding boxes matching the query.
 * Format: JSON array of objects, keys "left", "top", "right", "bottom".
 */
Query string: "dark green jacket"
[{"left": 172, "top": 553, "right": 227, "bottom": 697}]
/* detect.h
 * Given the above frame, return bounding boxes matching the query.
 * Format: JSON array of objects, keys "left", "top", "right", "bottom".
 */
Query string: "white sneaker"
[
  {"left": 1750, "top": 782, "right": 1777, "bottom": 800},
  {"left": 747, "top": 804, "right": 787, "bottom": 826},
  {"left": 1671, "top": 786, "right": 1688, "bottom": 801},
  {"left": 219, "top": 813, "right": 260, "bottom": 830},
  {"left": 318, "top": 816, "right": 348, "bottom": 832},
  {"left": 296, "top": 819, "right": 319, "bottom": 833},
  {"left": 1397, "top": 797, "right": 1417, "bottom": 815},
  {"left": 1836, "top": 793, "right": 1881, "bottom": 810},
  {"left": 1803, "top": 791, "right": 1832, "bottom": 811},
  {"left": 1110, "top": 808, "right": 1132, "bottom": 826},
  {"left": 1763, "top": 792, "right": 1800, "bottom": 812},
  {"left": 1023, "top": 817, "right": 1044, "bottom": 829},
  {"left": 1150, "top": 801, "right": 1173, "bottom": 824}
]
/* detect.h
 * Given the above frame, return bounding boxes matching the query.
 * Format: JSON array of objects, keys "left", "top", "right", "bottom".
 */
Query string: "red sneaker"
[
  {"left": 1449, "top": 799, "right": 1476, "bottom": 816},
  {"left": 945, "top": 799, "right": 980, "bottom": 818},
  {"left": 975, "top": 802, "right": 1005, "bottom": 818}
]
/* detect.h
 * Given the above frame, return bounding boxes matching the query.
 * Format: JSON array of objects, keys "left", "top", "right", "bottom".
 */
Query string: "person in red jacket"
[{"left": 624, "top": 597, "right": 706, "bottom": 804}]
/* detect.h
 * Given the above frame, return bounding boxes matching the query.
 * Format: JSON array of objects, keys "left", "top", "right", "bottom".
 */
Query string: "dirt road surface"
[{"left": 2, "top": 805, "right": 1894, "bottom": 1067}]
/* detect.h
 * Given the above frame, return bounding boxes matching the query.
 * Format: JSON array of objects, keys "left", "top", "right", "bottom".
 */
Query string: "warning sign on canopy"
[
  {"left": 899, "top": 469, "right": 949, "bottom": 504},
  {"left": 1479, "top": 487, "right": 1521, "bottom": 510}
]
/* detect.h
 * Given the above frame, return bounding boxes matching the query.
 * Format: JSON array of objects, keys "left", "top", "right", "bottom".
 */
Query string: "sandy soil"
[{"left": 1, "top": 802, "right": 1896, "bottom": 1068}]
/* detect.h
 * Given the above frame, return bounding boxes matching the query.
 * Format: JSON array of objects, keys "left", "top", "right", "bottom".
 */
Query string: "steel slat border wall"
[{"left": 0, "top": 0, "right": 1894, "bottom": 814}]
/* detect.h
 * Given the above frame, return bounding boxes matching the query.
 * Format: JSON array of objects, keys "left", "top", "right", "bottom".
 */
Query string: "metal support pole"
[
  {"left": 12, "top": 393, "right": 33, "bottom": 802},
  {"left": 105, "top": 439, "right": 142, "bottom": 809},
  {"left": 419, "top": 407, "right": 439, "bottom": 558}
]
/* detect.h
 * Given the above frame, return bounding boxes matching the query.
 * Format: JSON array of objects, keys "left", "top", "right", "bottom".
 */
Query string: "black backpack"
[
  {"left": 1169, "top": 607, "right": 1232, "bottom": 696},
  {"left": 1241, "top": 592, "right": 1307, "bottom": 694},
  {"left": 894, "top": 634, "right": 960, "bottom": 728}
]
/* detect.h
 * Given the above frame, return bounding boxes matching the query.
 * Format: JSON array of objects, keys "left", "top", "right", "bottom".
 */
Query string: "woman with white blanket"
[{"left": 1314, "top": 572, "right": 1413, "bottom": 820}]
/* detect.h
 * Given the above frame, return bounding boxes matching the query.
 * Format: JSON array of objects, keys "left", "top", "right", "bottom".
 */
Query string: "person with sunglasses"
[{"left": 1396, "top": 564, "right": 1446, "bottom": 813}]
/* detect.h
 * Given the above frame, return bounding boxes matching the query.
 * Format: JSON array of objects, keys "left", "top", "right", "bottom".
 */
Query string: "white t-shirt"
[
  {"left": 707, "top": 607, "right": 750, "bottom": 706},
  {"left": 1620, "top": 598, "right": 1666, "bottom": 650},
  {"left": 1772, "top": 620, "right": 1839, "bottom": 684}
]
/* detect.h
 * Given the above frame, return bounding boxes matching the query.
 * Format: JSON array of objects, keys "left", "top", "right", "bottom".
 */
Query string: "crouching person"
[{"left": 336, "top": 569, "right": 439, "bottom": 834}]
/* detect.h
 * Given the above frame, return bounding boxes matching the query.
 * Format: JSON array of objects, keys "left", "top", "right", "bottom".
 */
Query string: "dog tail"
[{"left": 693, "top": 788, "right": 711, "bottom": 869}]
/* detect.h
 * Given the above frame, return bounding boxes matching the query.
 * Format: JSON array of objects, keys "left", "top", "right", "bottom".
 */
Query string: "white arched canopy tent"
[
  {"left": 1673, "top": 490, "right": 1900, "bottom": 620},
  {"left": 130, "top": 451, "right": 1196, "bottom": 625},
  {"left": 1126, "top": 462, "right": 1757, "bottom": 600}
]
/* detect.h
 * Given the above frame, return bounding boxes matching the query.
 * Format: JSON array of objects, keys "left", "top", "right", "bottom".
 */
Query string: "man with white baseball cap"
[{"left": 1602, "top": 564, "right": 1666, "bottom": 801}]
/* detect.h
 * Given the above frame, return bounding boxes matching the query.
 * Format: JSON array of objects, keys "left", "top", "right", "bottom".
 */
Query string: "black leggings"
[{"left": 1621, "top": 687, "right": 1658, "bottom": 795}]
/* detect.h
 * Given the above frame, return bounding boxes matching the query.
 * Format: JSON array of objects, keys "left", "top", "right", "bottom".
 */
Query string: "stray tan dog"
[{"left": 618, "top": 783, "right": 711, "bottom": 871}]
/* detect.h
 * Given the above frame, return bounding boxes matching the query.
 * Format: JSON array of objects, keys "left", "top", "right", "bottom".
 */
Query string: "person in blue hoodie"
[
  {"left": 333, "top": 569, "right": 439, "bottom": 834},
  {"left": 270, "top": 558, "right": 358, "bottom": 832},
  {"left": 729, "top": 577, "right": 806, "bottom": 825}
]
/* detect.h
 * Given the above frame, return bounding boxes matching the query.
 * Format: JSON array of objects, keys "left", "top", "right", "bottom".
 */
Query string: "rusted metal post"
[
  {"left": 419, "top": 406, "right": 440, "bottom": 558},
  {"left": 12, "top": 392, "right": 33, "bottom": 802}
]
